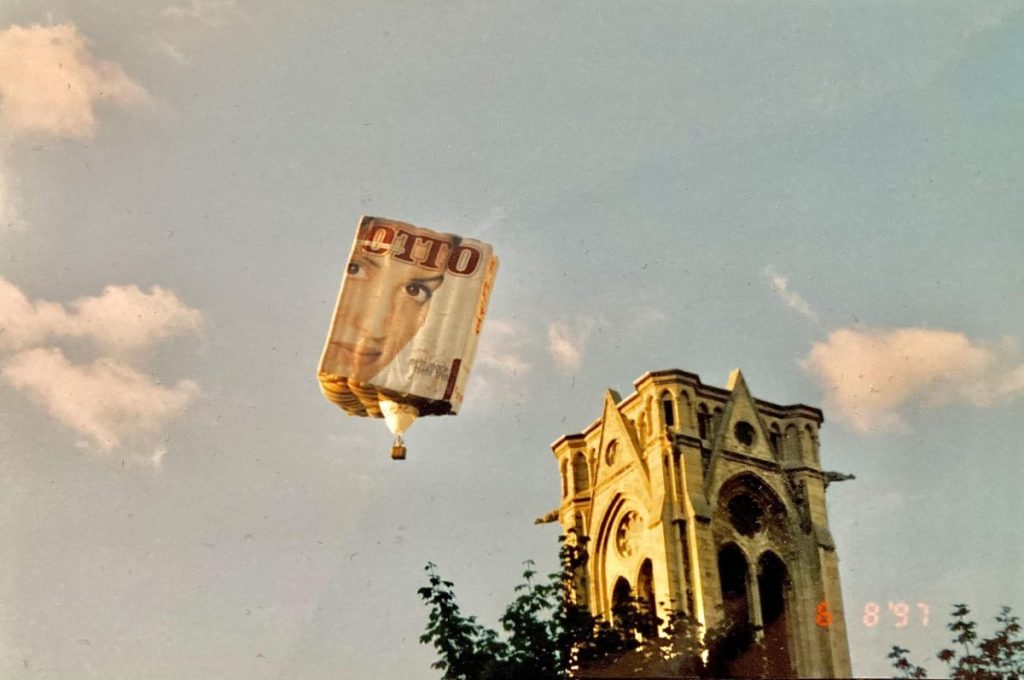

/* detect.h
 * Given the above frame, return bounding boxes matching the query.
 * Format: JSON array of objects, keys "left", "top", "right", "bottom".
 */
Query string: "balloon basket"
[{"left": 390, "top": 436, "right": 407, "bottom": 460}]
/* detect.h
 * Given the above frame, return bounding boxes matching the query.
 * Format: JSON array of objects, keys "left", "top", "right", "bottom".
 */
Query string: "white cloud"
[
  {"left": 0, "top": 278, "right": 203, "bottom": 459},
  {"left": 0, "top": 23, "right": 149, "bottom": 139},
  {"left": 3, "top": 347, "right": 199, "bottom": 454},
  {"left": 766, "top": 268, "right": 817, "bottom": 321},
  {"left": 68, "top": 283, "right": 203, "bottom": 352},
  {"left": 801, "top": 327, "right": 1024, "bottom": 433},
  {"left": 548, "top": 317, "right": 594, "bottom": 371},
  {"left": 477, "top": 319, "right": 530, "bottom": 377},
  {"left": 0, "top": 277, "right": 203, "bottom": 353},
  {"left": 464, "top": 319, "right": 531, "bottom": 408},
  {"left": 164, "top": 0, "right": 242, "bottom": 27}
]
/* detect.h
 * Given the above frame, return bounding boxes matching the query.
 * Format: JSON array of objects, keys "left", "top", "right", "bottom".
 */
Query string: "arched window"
[
  {"left": 718, "top": 544, "right": 750, "bottom": 631},
  {"left": 758, "top": 552, "right": 794, "bottom": 676},
  {"left": 611, "top": 577, "right": 633, "bottom": 627},
  {"left": 804, "top": 424, "right": 817, "bottom": 463},
  {"left": 679, "top": 391, "right": 692, "bottom": 429},
  {"left": 784, "top": 424, "right": 802, "bottom": 462},
  {"left": 661, "top": 391, "right": 676, "bottom": 429},
  {"left": 727, "top": 494, "right": 765, "bottom": 537},
  {"left": 697, "top": 403, "right": 711, "bottom": 440},
  {"left": 637, "top": 559, "right": 656, "bottom": 615},
  {"left": 605, "top": 440, "right": 619, "bottom": 466},
  {"left": 769, "top": 425, "right": 782, "bottom": 457},
  {"left": 572, "top": 452, "right": 590, "bottom": 494},
  {"left": 638, "top": 410, "right": 648, "bottom": 440},
  {"left": 560, "top": 459, "right": 568, "bottom": 497},
  {"left": 712, "top": 407, "right": 723, "bottom": 439}
]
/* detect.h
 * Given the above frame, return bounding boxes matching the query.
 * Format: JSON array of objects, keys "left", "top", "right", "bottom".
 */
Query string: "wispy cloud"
[
  {"left": 152, "top": 36, "right": 188, "bottom": 64},
  {"left": 766, "top": 267, "right": 817, "bottom": 321},
  {"left": 801, "top": 327, "right": 1024, "bottom": 433},
  {"left": 163, "top": 0, "right": 243, "bottom": 27},
  {"left": 465, "top": 318, "right": 531, "bottom": 408},
  {"left": 0, "top": 278, "right": 203, "bottom": 459},
  {"left": 626, "top": 305, "right": 667, "bottom": 336},
  {"left": 0, "top": 23, "right": 150, "bottom": 139},
  {"left": 548, "top": 317, "right": 595, "bottom": 371},
  {"left": 0, "top": 277, "right": 202, "bottom": 353},
  {"left": 3, "top": 347, "right": 199, "bottom": 457},
  {"left": 477, "top": 319, "right": 531, "bottom": 377}
]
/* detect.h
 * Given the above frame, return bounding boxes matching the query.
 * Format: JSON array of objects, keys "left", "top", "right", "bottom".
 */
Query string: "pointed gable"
[
  {"left": 593, "top": 389, "right": 649, "bottom": 491},
  {"left": 706, "top": 369, "right": 780, "bottom": 487}
]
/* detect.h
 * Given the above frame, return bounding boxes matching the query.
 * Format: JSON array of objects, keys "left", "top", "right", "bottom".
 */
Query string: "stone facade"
[{"left": 551, "top": 369, "right": 852, "bottom": 678}]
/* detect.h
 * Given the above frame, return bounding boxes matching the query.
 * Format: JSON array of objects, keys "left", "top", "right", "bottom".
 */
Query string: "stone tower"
[{"left": 551, "top": 369, "right": 852, "bottom": 678}]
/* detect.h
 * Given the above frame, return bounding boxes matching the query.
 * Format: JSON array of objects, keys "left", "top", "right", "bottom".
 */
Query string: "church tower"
[{"left": 551, "top": 369, "right": 852, "bottom": 678}]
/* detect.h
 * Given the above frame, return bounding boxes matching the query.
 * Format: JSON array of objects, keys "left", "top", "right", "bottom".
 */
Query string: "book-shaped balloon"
[{"left": 318, "top": 216, "right": 498, "bottom": 459}]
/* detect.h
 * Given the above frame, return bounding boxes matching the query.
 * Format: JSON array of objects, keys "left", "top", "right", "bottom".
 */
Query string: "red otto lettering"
[
  {"left": 393, "top": 231, "right": 451, "bottom": 270},
  {"left": 358, "top": 222, "right": 482, "bottom": 276},
  {"left": 360, "top": 224, "right": 395, "bottom": 254},
  {"left": 447, "top": 244, "right": 481, "bottom": 276}
]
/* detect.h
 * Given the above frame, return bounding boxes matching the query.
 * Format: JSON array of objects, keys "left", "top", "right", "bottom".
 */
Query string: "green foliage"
[
  {"left": 887, "top": 645, "right": 927, "bottom": 679},
  {"left": 418, "top": 536, "right": 755, "bottom": 679},
  {"left": 888, "top": 604, "right": 1024, "bottom": 680},
  {"left": 417, "top": 562, "right": 502, "bottom": 680}
]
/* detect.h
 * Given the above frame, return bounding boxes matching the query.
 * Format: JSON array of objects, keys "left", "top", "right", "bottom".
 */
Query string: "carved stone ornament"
[{"left": 615, "top": 511, "right": 643, "bottom": 557}]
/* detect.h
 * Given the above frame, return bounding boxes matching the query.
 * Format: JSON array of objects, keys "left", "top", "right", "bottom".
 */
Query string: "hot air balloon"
[{"left": 318, "top": 216, "right": 498, "bottom": 459}]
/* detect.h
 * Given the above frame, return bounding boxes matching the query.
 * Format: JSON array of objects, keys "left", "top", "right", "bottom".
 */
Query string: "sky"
[{"left": 0, "top": 1, "right": 1021, "bottom": 678}]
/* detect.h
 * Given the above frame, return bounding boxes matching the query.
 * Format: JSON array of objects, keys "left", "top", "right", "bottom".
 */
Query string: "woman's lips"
[{"left": 335, "top": 342, "right": 382, "bottom": 367}]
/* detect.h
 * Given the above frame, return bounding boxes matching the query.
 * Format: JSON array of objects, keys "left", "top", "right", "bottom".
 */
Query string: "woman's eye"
[
  {"left": 404, "top": 283, "right": 432, "bottom": 302},
  {"left": 346, "top": 262, "right": 367, "bottom": 279}
]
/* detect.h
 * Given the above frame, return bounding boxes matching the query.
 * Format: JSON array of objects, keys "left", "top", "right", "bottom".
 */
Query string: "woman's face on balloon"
[{"left": 331, "top": 248, "right": 446, "bottom": 381}]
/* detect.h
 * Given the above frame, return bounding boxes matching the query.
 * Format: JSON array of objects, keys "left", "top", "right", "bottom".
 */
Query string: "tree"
[
  {"left": 419, "top": 536, "right": 759, "bottom": 679},
  {"left": 888, "top": 604, "right": 1024, "bottom": 680}
]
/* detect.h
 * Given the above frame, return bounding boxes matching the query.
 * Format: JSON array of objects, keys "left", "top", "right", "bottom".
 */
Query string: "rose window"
[{"left": 615, "top": 511, "right": 643, "bottom": 557}]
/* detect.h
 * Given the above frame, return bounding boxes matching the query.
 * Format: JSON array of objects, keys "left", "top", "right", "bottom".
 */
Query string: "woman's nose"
[{"left": 353, "top": 299, "right": 391, "bottom": 340}]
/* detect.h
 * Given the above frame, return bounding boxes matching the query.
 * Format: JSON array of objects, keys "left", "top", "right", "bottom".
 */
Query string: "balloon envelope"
[{"left": 318, "top": 216, "right": 498, "bottom": 425}]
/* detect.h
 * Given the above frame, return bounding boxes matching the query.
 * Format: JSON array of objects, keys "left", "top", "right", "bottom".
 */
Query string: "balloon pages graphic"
[{"left": 318, "top": 216, "right": 499, "bottom": 459}]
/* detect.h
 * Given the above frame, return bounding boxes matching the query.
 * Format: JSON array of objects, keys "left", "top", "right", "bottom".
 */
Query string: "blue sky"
[{"left": 0, "top": 2, "right": 1021, "bottom": 678}]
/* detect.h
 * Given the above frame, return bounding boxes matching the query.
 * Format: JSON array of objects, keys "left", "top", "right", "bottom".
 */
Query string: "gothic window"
[
  {"left": 679, "top": 390, "right": 692, "bottom": 429},
  {"left": 572, "top": 452, "right": 590, "bottom": 495},
  {"left": 638, "top": 410, "right": 648, "bottom": 440},
  {"left": 769, "top": 424, "right": 782, "bottom": 456},
  {"left": 727, "top": 494, "right": 765, "bottom": 537},
  {"left": 758, "top": 552, "right": 794, "bottom": 676},
  {"left": 734, "top": 420, "right": 756, "bottom": 446},
  {"left": 784, "top": 424, "right": 802, "bottom": 462},
  {"left": 615, "top": 511, "right": 643, "bottom": 557},
  {"left": 605, "top": 439, "right": 618, "bottom": 466},
  {"left": 712, "top": 407, "right": 723, "bottom": 438},
  {"left": 611, "top": 577, "right": 633, "bottom": 626},
  {"left": 661, "top": 391, "right": 676, "bottom": 429},
  {"left": 697, "top": 403, "right": 711, "bottom": 440},
  {"left": 718, "top": 544, "right": 751, "bottom": 631},
  {"left": 804, "top": 424, "right": 817, "bottom": 463},
  {"left": 561, "top": 459, "right": 568, "bottom": 498},
  {"left": 637, "top": 559, "right": 657, "bottom": 637}
]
